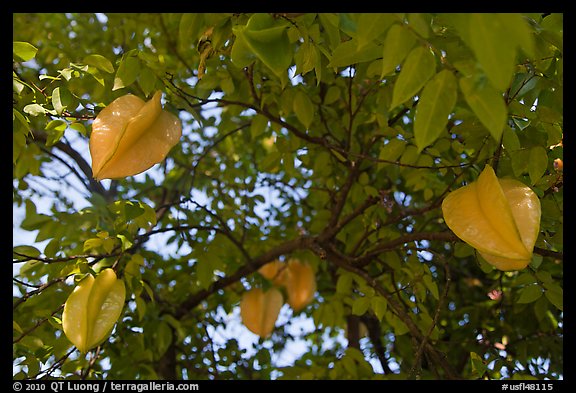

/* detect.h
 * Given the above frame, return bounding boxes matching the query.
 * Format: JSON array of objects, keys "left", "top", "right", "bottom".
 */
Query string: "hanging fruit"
[
  {"left": 283, "top": 259, "right": 316, "bottom": 311},
  {"left": 62, "top": 268, "right": 126, "bottom": 353},
  {"left": 240, "top": 287, "right": 283, "bottom": 338},
  {"left": 89, "top": 91, "right": 182, "bottom": 180},
  {"left": 258, "top": 259, "right": 288, "bottom": 286},
  {"left": 442, "top": 165, "right": 541, "bottom": 271}
]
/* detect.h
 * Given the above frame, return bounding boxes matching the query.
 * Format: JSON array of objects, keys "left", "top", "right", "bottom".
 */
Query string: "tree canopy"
[{"left": 13, "top": 13, "right": 563, "bottom": 380}]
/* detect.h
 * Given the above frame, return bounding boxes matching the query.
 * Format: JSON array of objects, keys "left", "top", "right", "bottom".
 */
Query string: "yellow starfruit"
[
  {"left": 442, "top": 165, "right": 541, "bottom": 271},
  {"left": 284, "top": 259, "right": 316, "bottom": 311},
  {"left": 258, "top": 260, "right": 288, "bottom": 286},
  {"left": 240, "top": 287, "right": 283, "bottom": 338},
  {"left": 62, "top": 268, "right": 126, "bottom": 353},
  {"left": 89, "top": 91, "right": 182, "bottom": 180}
]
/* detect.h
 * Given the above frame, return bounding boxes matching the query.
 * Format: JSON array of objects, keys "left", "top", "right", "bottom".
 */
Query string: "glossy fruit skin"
[
  {"left": 240, "top": 288, "right": 283, "bottom": 338},
  {"left": 442, "top": 165, "right": 541, "bottom": 271},
  {"left": 62, "top": 268, "right": 126, "bottom": 353},
  {"left": 89, "top": 91, "right": 182, "bottom": 180}
]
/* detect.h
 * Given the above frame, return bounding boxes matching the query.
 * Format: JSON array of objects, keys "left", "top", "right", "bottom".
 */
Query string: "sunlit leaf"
[
  {"left": 414, "top": 70, "right": 457, "bottom": 152},
  {"left": 380, "top": 24, "right": 417, "bottom": 78},
  {"left": 390, "top": 46, "right": 436, "bottom": 110},
  {"left": 13, "top": 41, "right": 38, "bottom": 62},
  {"left": 459, "top": 76, "right": 507, "bottom": 142}
]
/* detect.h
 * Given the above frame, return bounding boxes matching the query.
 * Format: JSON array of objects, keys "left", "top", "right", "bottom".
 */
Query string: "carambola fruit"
[
  {"left": 283, "top": 259, "right": 316, "bottom": 312},
  {"left": 258, "top": 259, "right": 288, "bottom": 286},
  {"left": 240, "top": 287, "right": 283, "bottom": 338},
  {"left": 62, "top": 268, "right": 126, "bottom": 353},
  {"left": 259, "top": 259, "right": 316, "bottom": 311},
  {"left": 89, "top": 91, "right": 182, "bottom": 180},
  {"left": 442, "top": 165, "right": 541, "bottom": 271}
]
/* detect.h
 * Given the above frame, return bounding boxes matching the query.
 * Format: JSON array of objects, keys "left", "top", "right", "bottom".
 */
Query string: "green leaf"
[
  {"left": 379, "top": 138, "right": 406, "bottom": 163},
  {"left": 13, "top": 41, "right": 38, "bottom": 62},
  {"left": 517, "top": 284, "right": 543, "bottom": 304},
  {"left": 336, "top": 273, "right": 353, "bottom": 294},
  {"left": 230, "top": 33, "right": 255, "bottom": 69},
  {"left": 83, "top": 238, "right": 103, "bottom": 253},
  {"left": 23, "top": 104, "right": 48, "bottom": 117},
  {"left": 51, "top": 87, "right": 74, "bottom": 115},
  {"left": 125, "top": 201, "right": 145, "bottom": 221},
  {"left": 44, "top": 119, "right": 67, "bottom": 146},
  {"left": 502, "top": 126, "right": 521, "bottom": 152},
  {"left": 390, "top": 46, "right": 436, "bottom": 110},
  {"left": 69, "top": 122, "right": 86, "bottom": 136},
  {"left": 356, "top": 14, "right": 394, "bottom": 49},
  {"left": 318, "top": 13, "right": 341, "bottom": 50},
  {"left": 293, "top": 90, "right": 315, "bottom": 129},
  {"left": 83, "top": 54, "right": 115, "bottom": 73},
  {"left": 154, "top": 321, "right": 173, "bottom": 359},
  {"left": 385, "top": 311, "right": 409, "bottom": 336},
  {"left": 328, "top": 39, "right": 381, "bottom": 68},
  {"left": 423, "top": 274, "right": 439, "bottom": 300},
  {"left": 371, "top": 296, "right": 388, "bottom": 321},
  {"left": 510, "top": 148, "right": 530, "bottom": 178},
  {"left": 413, "top": 70, "right": 457, "bottom": 152},
  {"left": 528, "top": 146, "right": 548, "bottom": 185},
  {"left": 251, "top": 114, "right": 268, "bottom": 138},
  {"left": 135, "top": 297, "right": 147, "bottom": 322},
  {"left": 13, "top": 245, "right": 41, "bottom": 259},
  {"left": 178, "top": 13, "right": 204, "bottom": 52},
  {"left": 501, "top": 14, "right": 535, "bottom": 59},
  {"left": 13, "top": 109, "right": 30, "bottom": 133},
  {"left": 113, "top": 52, "right": 141, "bottom": 91},
  {"left": 294, "top": 41, "right": 318, "bottom": 77},
  {"left": 117, "top": 234, "right": 133, "bottom": 251},
  {"left": 231, "top": 14, "right": 292, "bottom": 78},
  {"left": 340, "top": 353, "right": 358, "bottom": 378},
  {"left": 407, "top": 13, "right": 430, "bottom": 38},
  {"left": 352, "top": 296, "right": 371, "bottom": 316},
  {"left": 138, "top": 67, "right": 158, "bottom": 97},
  {"left": 469, "top": 14, "right": 518, "bottom": 92},
  {"left": 470, "top": 352, "right": 487, "bottom": 376},
  {"left": 459, "top": 76, "right": 507, "bottom": 142},
  {"left": 544, "top": 284, "right": 563, "bottom": 311},
  {"left": 380, "top": 24, "right": 416, "bottom": 78},
  {"left": 197, "top": 259, "right": 215, "bottom": 290}
]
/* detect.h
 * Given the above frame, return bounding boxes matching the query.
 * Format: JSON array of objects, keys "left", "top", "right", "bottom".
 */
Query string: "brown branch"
[
  {"left": 30, "top": 130, "right": 112, "bottom": 200},
  {"left": 321, "top": 242, "right": 459, "bottom": 379},
  {"left": 410, "top": 259, "right": 452, "bottom": 378},
  {"left": 174, "top": 236, "right": 314, "bottom": 319},
  {"left": 320, "top": 195, "right": 380, "bottom": 243},
  {"left": 13, "top": 304, "right": 64, "bottom": 344},
  {"left": 358, "top": 232, "right": 459, "bottom": 264},
  {"left": 317, "top": 166, "right": 360, "bottom": 242},
  {"left": 361, "top": 315, "right": 394, "bottom": 374},
  {"left": 35, "top": 348, "right": 75, "bottom": 379},
  {"left": 533, "top": 247, "right": 563, "bottom": 260},
  {"left": 13, "top": 275, "right": 69, "bottom": 310}
]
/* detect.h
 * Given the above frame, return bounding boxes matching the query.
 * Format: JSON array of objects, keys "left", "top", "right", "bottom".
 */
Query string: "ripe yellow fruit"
[
  {"left": 258, "top": 259, "right": 317, "bottom": 311},
  {"left": 240, "top": 288, "right": 283, "bottom": 338},
  {"left": 258, "top": 260, "right": 288, "bottom": 286},
  {"left": 442, "top": 165, "right": 541, "bottom": 271},
  {"left": 62, "top": 268, "right": 126, "bottom": 353},
  {"left": 89, "top": 91, "right": 182, "bottom": 180},
  {"left": 284, "top": 259, "right": 316, "bottom": 311}
]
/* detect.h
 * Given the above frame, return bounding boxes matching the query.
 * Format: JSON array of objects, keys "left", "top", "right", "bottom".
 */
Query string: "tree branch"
[
  {"left": 321, "top": 242, "right": 459, "bottom": 379},
  {"left": 174, "top": 236, "right": 314, "bottom": 319}
]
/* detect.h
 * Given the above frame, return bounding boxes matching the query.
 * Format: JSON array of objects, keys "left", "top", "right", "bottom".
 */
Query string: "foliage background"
[{"left": 13, "top": 13, "right": 563, "bottom": 380}]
